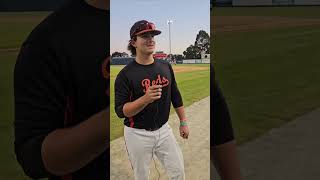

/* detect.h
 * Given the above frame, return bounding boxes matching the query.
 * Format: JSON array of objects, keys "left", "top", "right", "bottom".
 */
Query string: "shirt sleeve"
[
  {"left": 114, "top": 71, "right": 131, "bottom": 118},
  {"left": 211, "top": 65, "right": 235, "bottom": 146},
  {"left": 14, "top": 42, "right": 65, "bottom": 179},
  {"left": 169, "top": 63, "right": 183, "bottom": 108}
]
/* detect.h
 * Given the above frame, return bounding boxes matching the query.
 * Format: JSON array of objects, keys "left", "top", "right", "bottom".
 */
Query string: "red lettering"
[
  {"left": 140, "top": 74, "right": 170, "bottom": 94},
  {"left": 162, "top": 76, "right": 169, "bottom": 87},
  {"left": 155, "top": 74, "right": 162, "bottom": 85},
  {"left": 102, "top": 57, "right": 110, "bottom": 80},
  {"left": 141, "top": 79, "right": 151, "bottom": 93},
  {"left": 102, "top": 56, "right": 110, "bottom": 96}
]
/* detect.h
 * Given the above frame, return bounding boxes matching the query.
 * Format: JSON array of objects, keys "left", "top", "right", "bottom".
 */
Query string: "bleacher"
[{"left": 111, "top": 57, "right": 135, "bottom": 65}]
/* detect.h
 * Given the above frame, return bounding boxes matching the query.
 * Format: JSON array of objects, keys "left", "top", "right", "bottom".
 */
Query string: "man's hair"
[{"left": 127, "top": 36, "right": 137, "bottom": 56}]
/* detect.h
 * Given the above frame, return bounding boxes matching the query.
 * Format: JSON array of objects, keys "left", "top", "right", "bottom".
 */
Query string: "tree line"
[{"left": 112, "top": 30, "right": 210, "bottom": 59}]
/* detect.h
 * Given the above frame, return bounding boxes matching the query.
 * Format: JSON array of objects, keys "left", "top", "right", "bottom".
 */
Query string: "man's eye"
[{"left": 142, "top": 34, "right": 154, "bottom": 38}]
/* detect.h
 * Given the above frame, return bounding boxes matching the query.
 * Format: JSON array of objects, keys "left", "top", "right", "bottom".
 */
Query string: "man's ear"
[{"left": 131, "top": 40, "right": 137, "bottom": 48}]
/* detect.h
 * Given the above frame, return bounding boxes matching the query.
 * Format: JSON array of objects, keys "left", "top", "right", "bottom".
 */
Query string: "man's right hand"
[
  {"left": 122, "top": 85, "right": 162, "bottom": 118},
  {"left": 143, "top": 85, "right": 162, "bottom": 104}
]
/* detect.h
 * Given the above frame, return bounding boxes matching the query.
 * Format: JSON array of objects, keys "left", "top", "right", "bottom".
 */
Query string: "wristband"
[{"left": 180, "top": 121, "right": 187, "bottom": 126}]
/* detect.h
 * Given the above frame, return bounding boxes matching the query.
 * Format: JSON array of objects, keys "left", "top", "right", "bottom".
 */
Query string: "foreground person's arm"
[
  {"left": 211, "top": 140, "right": 243, "bottom": 180},
  {"left": 41, "top": 108, "right": 109, "bottom": 175},
  {"left": 211, "top": 65, "right": 243, "bottom": 180}
]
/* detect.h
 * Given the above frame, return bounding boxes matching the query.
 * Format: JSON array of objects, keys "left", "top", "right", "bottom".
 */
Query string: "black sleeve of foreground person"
[
  {"left": 211, "top": 66, "right": 234, "bottom": 146},
  {"left": 168, "top": 63, "right": 183, "bottom": 108},
  {"left": 114, "top": 71, "right": 131, "bottom": 118},
  {"left": 14, "top": 43, "right": 65, "bottom": 178}
]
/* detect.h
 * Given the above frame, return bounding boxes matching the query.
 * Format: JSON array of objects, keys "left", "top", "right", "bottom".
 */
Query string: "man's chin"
[{"left": 146, "top": 50, "right": 154, "bottom": 55}]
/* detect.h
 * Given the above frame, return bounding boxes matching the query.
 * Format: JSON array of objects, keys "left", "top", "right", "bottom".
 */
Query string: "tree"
[
  {"left": 183, "top": 45, "right": 201, "bottom": 59},
  {"left": 111, "top": 52, "right": 122, "bottom": 57},
  {"left": 195, "top": 30, "right": 210, "bottom": 54},
  {"left": 172, "top": 54, "right": 184, "bottom": 60},
  {"left": 111, "top": 52, "right": 129, "bottom": 58},
  {"left": 183, "top": 30, "right": 210, "bottom": 59},
  {"left": 121, "top": 52, "right": 129, "bottom": 57}
]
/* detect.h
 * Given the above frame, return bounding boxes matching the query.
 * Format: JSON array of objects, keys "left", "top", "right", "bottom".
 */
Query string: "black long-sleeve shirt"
[
  {"left": 114, "top": 59, "right": 183, "bottom": 129},
  {"left": 211, "top": 65, "right": 235, "bottom": 146},
  {"left": 14, "top": 0, "right": 109, "bottom": 179}
]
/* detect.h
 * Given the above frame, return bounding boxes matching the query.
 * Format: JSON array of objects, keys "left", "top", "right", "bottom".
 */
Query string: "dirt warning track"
[{"left": 172, "top": 66, "right": 209, "bottom": 73}]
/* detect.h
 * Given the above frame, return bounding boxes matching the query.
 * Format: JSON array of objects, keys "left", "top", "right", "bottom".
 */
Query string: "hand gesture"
[{"left": 143, "top": 85, "right": 162, "bottom": 104}]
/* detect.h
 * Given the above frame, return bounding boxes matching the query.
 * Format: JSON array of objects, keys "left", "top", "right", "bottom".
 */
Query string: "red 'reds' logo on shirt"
[
  {"left": 102, "top": 56, "right": 110, "bottom": 96},
  {"left": 141, "top": 74, "right": 169, "bottom": 93}
]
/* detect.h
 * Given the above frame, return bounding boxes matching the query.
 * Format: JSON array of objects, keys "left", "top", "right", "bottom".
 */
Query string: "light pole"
[{"left": 167, "top": 20, "right": 173, "bottom": 55}]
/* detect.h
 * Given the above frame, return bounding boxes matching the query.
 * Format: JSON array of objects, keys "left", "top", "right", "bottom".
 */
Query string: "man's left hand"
[{"left": 179, "top": 125, "right": 189, "bottom": 139}]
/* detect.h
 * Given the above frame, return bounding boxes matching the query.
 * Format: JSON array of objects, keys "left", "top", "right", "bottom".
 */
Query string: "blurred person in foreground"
[
  {"left": 211, "top": 65, "right": 243, "bottom": 180},
  {"left": 14, "top": 0, "right": 110, "bottom": 179}
]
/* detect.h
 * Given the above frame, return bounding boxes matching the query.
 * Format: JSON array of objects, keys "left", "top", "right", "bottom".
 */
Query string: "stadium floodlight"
[{"left": 167, "top": 20, "right": 173, "bottom": 55}]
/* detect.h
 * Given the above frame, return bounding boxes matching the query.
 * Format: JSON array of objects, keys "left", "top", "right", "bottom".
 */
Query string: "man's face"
[{"left": 133, "top": 32, "right": 156, "bottom": 55}]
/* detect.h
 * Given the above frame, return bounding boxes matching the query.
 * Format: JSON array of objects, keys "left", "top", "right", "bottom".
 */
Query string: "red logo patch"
[
  {"left": 102, "top": 56, "right": 110, "bottom": 96},
  {"left": 141, "top": 74, "right": 169, "bottom": 93}
]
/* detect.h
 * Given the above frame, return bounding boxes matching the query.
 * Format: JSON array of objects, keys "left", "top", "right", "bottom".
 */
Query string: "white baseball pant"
[{"left": 124, "top": 122, "right": 185, "bottom": 180}]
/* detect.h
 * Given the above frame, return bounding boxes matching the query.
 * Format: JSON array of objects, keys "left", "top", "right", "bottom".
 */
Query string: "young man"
[
  {"left": 211, "top": 66, "right": 243, "bottom": 180},
  {"left": 14, "top": 0, "right": 109, "bottom": 179},
  {"left": 114, "top": 20, "right": 189, "bottom": 180}
]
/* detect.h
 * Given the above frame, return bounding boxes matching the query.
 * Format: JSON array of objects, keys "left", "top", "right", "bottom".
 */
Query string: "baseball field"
[
  {"left": 1, "top": 6, "right": 320, "bottom": 179},
  {"left": 212, "top": 7, "right": 320, "bottom": 144},
  {"left": 0, "top": 12, "right": 49, "bottom": 180},
  {"left": 110, "top": 64, "right": 210, "bottom": 141}
]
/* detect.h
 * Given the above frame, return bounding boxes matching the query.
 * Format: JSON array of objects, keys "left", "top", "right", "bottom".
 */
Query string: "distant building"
[
  {"left": 294, "top": 0, "right": 320, "bottom": 5},
  {"left": 201, "top": 52, "right": 210, "bottom": 60},
  {"left": 153, "top": 51, "right": 168, "bottom": 60},
  {"left": 201, "top": 51, "right": 210, "bottom": 64},
  {"left": 215, "top": 0, "right": 233, "bottom": 6},
  {"left": 213, "top": 0, "right": 320, "bottom": 6},
  {"left": 233, "top": 0, "right": 320, "bottom": 6},
  {"left": 233, "top": 0, "right": 272, "bottom": 6}
]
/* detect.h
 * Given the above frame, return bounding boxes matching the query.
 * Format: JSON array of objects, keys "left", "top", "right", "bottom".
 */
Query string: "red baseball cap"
[{"left": 130, "top": 20, "right": 161, "bottom": 39}]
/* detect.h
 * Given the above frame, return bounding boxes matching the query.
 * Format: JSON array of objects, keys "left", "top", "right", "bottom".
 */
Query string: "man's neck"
[
  {"left": 85, "top": 0, "right": 109, "bottom": 10},
  {"left": 135, "top": 53, "right": 154, "bottom": 65}
]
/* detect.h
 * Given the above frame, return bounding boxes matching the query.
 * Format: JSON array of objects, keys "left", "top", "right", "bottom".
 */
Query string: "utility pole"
[{"left": 167, "top": 19, "right": 173, "bottom": 55}]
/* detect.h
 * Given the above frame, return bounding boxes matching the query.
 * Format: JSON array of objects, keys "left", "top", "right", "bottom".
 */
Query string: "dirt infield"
[
  {"left": 172, "top": 66, "right": 209, "bottom": 73},
  {"left": 212, "top": 16, "right": 320, "bottom": 33}
]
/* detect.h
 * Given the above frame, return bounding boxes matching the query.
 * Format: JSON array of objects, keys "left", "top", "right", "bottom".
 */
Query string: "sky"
[{"left": 110, "top": 0, "right": 210, "bottom": 55}]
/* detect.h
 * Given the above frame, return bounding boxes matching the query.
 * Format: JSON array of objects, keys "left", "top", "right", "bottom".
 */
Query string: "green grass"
[
  {"left": 0, "top": 12, "right": 49, "bottom": 49},
  {"left": 212, "top": 6, "right": 320, "bottom": 18},
  {"left": 110, "top": 64, "right": 210, "bottom": 141},
  {"left": 0, "top": 12, "right": 50, "bottom": 180},
  {"left": 214, "top": 25, "right": 320, "bottom": 144},
  {"left": 0, "top": 51, "right": 31, "bottom": 179}
]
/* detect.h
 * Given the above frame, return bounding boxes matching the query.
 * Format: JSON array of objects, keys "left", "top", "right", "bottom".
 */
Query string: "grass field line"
[
  {"left": 0, "top": 48, "right": 20, "bottom": 52},
  {"left": 212, "top": 16, "right": 320, "bottom": 33},
  {"left": 110, "top": 65, "right": 210, "bottom": 79}
]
